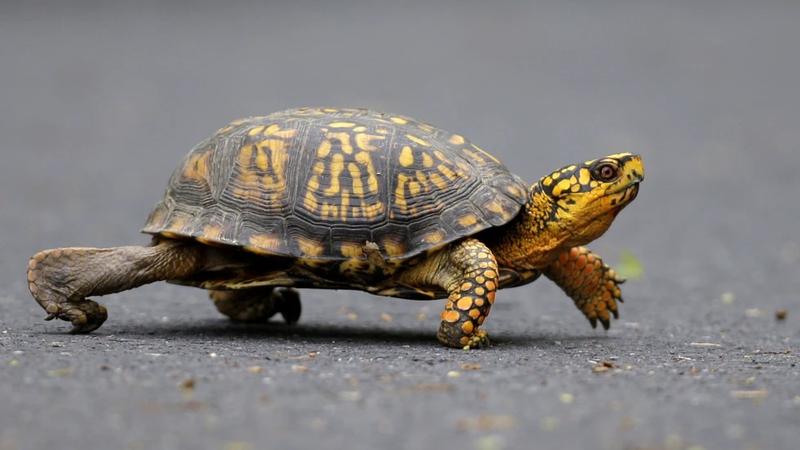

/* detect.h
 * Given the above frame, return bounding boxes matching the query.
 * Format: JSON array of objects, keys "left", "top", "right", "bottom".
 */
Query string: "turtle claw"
[
  {"left": 589, "top": 317, "right": 598, "bottom": 329},
  {"left": 60, "top": 300, "right": 108, "bottom": 333},
  {"left": 462, "top": 329, "right": 491, "bottom": 350},
  {"left": 599, "top": 317, "right": 610, "bottom": 330},
  {"left": 37, "top": 295, "right": 107, "bottom": 333}
]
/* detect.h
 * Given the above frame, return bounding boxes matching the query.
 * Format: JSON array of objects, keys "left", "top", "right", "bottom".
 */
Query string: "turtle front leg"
[
  {"left": 399, "top": 238, "right": 499, "bottom": 349},
  {"left": 210, "top": 287, "right": 301, "bottom": 324},
  {"left": 543, "top": 246, "right": 624, "bottom": 330},
  {"left": 27, "top": 240, "right": 203, "bottom": 333}
]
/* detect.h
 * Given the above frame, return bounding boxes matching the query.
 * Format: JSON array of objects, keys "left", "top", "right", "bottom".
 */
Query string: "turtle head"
[{"left": 534, "top": 152, "right": 644, "bottom": 247}]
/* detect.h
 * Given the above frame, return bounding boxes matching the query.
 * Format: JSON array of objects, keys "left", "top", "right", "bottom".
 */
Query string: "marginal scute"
[{"left": 142, "top": 107, "right": 528, "bottom": 261}]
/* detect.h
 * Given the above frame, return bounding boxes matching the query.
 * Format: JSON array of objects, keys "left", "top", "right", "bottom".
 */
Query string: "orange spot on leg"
[{"left": 442, "top": 310, "right": 460, "bottom": 323}]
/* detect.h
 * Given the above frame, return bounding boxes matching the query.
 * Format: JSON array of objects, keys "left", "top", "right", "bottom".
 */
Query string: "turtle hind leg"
[
  {"left": 27, "top": 240, "right": 204, "bottom": 333},
  {"left": 210, "top": 287, "right": 301, "bottom": 325}
]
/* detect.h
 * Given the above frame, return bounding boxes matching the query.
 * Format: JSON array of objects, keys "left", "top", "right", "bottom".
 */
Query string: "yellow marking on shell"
[
  {"left": 417, "top": 123, "right": 435, "bottom": 133},
  {"left": 486, "top": 200, "right": 505, "bottom": 214},
  {"left": 590, "top": 181, "right": 599, "bottom": 188},
  {"left": 197, "top": 225, "right": 222, "bottom": 244},
  {"left": 463, "top": 148, "right": 485, "bottom": 164},
  {"left": 383, "top": 239, "right": 405, "bottom": 257},
  {"left": 584, "top": 159, "right": 596, "bottom": 166},
  {"left": 340, "top": 190, "right": 350, "bottom": 220},
  {"left": 423, "top": 230, "right": 445, "bottom": 244},
  {"left": 406, "top": 134, "right": 430, "bottom": 147},
  {"left": 461, "top": 321, "right": 474, "bottom": 334},
  {"left": 303, "top": 192, "right": 318, "bottom": 211},
  {"left": 415, "top": 171, "right": 429, "bottom": 188},
  {"left": 472, "top": 144, "right": 500, "bottom": 163},
  {"left": 570, "top": 183, "right": 581, "bottom": 193},
  {"left": 323, "top": 153, "right": 345, "bottom": 195},
  {"left": 265, "top": 124, "right": 297, "bottom": 139},
  {"left": 355, "top": 152, "right": 379, "bottom": 192},
  {"left": 321, "top": 203, "right": 339, "bottom": 219},
  {"left": 429, "top": 173, "right": 448, "bottom": 190},
  {"left": 328, "top": 121, "right": 356, "bottom": 128},
  {"left": 355, "top": 133, "right": 385, "bottom": 151},
  {"left": 458, "top": 214, "right": 478, "bottom": 228},
  {"left": 248, "top": 234, "right": 282, "bottom": 253},
  {"left": 579, "top": 168, "right": 591, "bottom": 185},
  {"left": 408, "top": 181, "right": 422, "bottom": 196},
  {"left": 347, "top": 164, "right": 366, "bottom": 197},
  {"left": 551, "top": 171, "right": 561, "bottom": 180},
  {"left": 361, "top": 201, "right": 384, "bottom": 219},
  {"left": 326, "top": 132, "right": 354, "bottom": 154},
  {"left": 307, "top": 174, "right": 321, "bottom": 191},
  {"left": 254, "top": 147, "right": 269, "bottom": 171},
  {"left": 266, "top": 141, "right": 287, "bottom": 183},
  {"left": 390, "top": 116, "right": 408, "bottom": 124},
  {"left": 552, "top": 179, "right": 573, "bottom": 197},
  {"left": 183, "top": 151, "right": 210, "bottom": 182},
  {"left": 247, "top": 126, "right": 265, "bottom": 136},
  {"left": 433, "top": 150, "right": 447, "bottom": 161},
  {"left": 448, "top": 134, "right": 465, "bottom": 145},
  {"left": 437, "top": 164, "right": 457, "bottom": 180},
  {"left": 542, "top": 176, "right": 553, "bottom": 187},
  {"left": 317, "top": 139, "right": 332, "bottom": 157},
  {"left": 353, "top": 126, "right": 367, "bottom": 132},
  {"left": 505, "top": 184, "right": 523, "bottom": 198},
  {"left": 296, "top": 236, "right": 324, "bottom": 257},
  {"left": 468, "top": 309, "right": 481, "bottom": 319},
  {"left": 394, "top": 174, "right": 409, "bottom": 210},
  {"left": 322, "top": 108, "right": 339, "bottom": 113},
  {"left": 399, "top": 146, "right": 415, "bottom": 167},
  {"left": 562, "top": 165, "right": 577, "bottom": 173},
  {"left": 421, "top": 153, "right": 434, "bottom": 168},
  {"left": 340, "top": 242, "right": 364, "bottom": 258}
]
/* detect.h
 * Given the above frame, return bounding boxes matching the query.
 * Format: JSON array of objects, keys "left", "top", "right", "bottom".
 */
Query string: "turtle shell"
[{"left": 142, "top": 108, "right": 528, "bottom": 261}]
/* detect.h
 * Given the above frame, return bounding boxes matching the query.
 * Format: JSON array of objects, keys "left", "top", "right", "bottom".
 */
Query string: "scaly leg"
[
  {"left": 27, "top": 240, "right": 204, "bottom": 333},
  {"left": 543, "top": 246, "right": 624, "bottom": 330},
  {"left": 210, "top": 287, "right": 301, "bottom": 324},
  {"left": 399, "top": 238, "right": 499, "bottom": 349}
]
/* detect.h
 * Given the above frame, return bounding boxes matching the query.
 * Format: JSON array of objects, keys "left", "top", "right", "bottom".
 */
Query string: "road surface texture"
[{"left": 1, "top": 1, "right": 798, "bottom": 449}]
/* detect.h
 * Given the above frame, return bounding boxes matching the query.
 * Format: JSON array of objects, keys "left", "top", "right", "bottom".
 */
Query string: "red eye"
[{"left": 593, "top": 163, "right": 619, "bottom": 182}]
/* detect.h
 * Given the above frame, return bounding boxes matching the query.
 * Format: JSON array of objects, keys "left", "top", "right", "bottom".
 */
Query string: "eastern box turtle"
[{"left": 27, "top": 107, "right": 644, "bottom": 348}]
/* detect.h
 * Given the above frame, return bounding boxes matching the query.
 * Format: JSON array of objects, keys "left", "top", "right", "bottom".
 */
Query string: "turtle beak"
[{"left": 625, "top": 154, "right": 645, "bottom": 184}]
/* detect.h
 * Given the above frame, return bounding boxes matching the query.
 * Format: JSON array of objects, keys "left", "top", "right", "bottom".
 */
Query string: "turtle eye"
[{"left": 592, "top": 162, "right": 619, "bottom": 182}]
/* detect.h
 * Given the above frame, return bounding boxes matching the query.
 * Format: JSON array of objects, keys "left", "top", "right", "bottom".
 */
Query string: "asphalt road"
[{"left": 1, "top": 2, "right": 799, "bottom": 449}]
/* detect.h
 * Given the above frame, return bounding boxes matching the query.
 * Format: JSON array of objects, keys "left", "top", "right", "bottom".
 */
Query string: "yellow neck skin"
[{"left": 488, "top": 185, "right": 617, "bottom": 271}]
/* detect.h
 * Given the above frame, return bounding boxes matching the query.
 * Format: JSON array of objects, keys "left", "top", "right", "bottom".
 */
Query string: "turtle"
[{"left": 26, "top": 107, "right": 644, "bottom": 349}]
